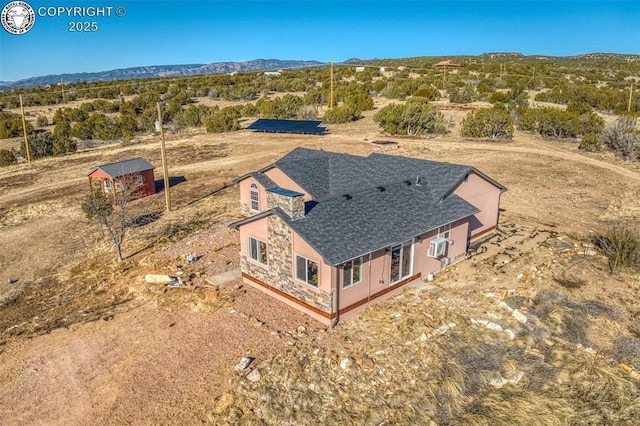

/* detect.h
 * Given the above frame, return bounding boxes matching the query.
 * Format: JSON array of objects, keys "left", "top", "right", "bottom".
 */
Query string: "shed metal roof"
[{"left": 87, "top": 157, "right": 155, "bottom": 178}]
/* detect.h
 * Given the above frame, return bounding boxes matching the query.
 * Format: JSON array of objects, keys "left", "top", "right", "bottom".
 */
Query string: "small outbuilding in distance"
[
  {"left": 86, "top": 157, "right": 156, "bottom": 200},
  {"left": 434, "top": 60, "right": 460, "bottom": 73}
]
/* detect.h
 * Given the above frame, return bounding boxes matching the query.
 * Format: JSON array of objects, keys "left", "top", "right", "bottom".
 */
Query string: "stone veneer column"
[{"left": 267, "top": 191, "right": 305, "bottom": 219}]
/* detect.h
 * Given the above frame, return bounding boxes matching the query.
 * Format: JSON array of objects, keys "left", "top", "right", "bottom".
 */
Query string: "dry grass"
[{"left": 217, "top": 284, "right": 640, "bottom": 424}]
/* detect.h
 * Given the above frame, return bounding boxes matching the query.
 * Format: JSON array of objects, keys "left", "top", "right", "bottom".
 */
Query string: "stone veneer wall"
[
  {"left": 240, "top": 214, "right": 333, "bottom": 315},
  {"left": 267, "top": 192, "right": 305, "bottom": 219},
  {"left": 240, "top": 201, "right": 251, "bottom": 217}
]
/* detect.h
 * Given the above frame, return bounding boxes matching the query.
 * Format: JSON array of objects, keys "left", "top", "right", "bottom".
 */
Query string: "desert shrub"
[
  {"left": 412, "top": 84, "right": 439, "bottom": 101},
  {"left": 36, "top": 115, "right": 49, "bottom": 127},
  {"left": 23, "top": 131, "right": 54, "bottom": 158},
  {"left": 460, "top": 108, "right": 513, "bottom": 140},
  {"left": 629, "top": 321, "right": 640, "bottom": 338},
  {"left": 373, "top": 98, "right": 447, "bottom": 136},
  {"left": 595, "top": 220, "right": 640, "bottom": 273},
  {"left": 567, "top": 100, "right": 592, "bottom": 115},
  {"left": 323, "top": 103, "right": 361, "bottom": 124},
  {"left": 0, "top": 148, "right": 17, "bottom": 166},
  {"left": 578, "top": 133, "right": 602, "bottom": 152},
  {"left": 600, "top": 116, "right": 639, "bottom": 160},
  {"left": 205, "top": 107, "right": 240, "bottom": 133},
  {"left": 581, "top": 112, "right": 605, "bottom": 135},
  {"left": 448, "top": 86, "right": 475, "bottom": 104},
  {"left": 0, "top": 111, "right": 32, "bottom": 138},
  {"left": 52, "top": 137, "right": 77, "bottom": 156},
  {"left": 175, "top": 104, "right": 213, "bottom": 127}
]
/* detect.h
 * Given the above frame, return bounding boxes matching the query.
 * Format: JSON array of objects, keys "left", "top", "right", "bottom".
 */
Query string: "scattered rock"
[
  {"left": 185, "top": 253, "right": 198, "bottom": 264},
  {"left": 512, "top": 309, "right": 528, "bottom": 323},
  {"left": 144, "top": 274, "right": 173, "bottom": 284},
  {"left": 297, "top": 325, "right": 307, "bottom": 334},
  {"left": 246, "top": 369, "right": 261, "bottom": 382},
  {"left": 340, "top": 357, "right": 354, "bottom": 369},
  {"left": 235, "top": 357, "right": 254, "bottom": 372}
]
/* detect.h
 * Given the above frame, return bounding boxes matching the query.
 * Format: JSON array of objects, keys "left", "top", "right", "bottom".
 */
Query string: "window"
[
  {"left": 136, "top": 174, "right": 144, "bottom": 185},
  {"left": 250, "top": 183, "right": 259, "bottom": 212},
  {"left": 103, "top": 180, "right": 112, "bottom": 192},
  {"left": 295, "top": 255, "right": 319, "bottom": 287},
  {"left": 438, "top": 224, "right": 451, "bottom": 239},
  {"left": 390, "top": 240, "right": 413, "bottom": 284},
  {"left": 342, "top": 257, "right": 363, "bottom": 289},
  {"left": 248, "top": 237, "right": 267, "bottom": 265}
]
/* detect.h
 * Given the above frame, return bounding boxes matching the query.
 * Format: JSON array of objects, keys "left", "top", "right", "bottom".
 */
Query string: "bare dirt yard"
[{"left": 1, "top": 99, "right": 639, "bottom": 424}]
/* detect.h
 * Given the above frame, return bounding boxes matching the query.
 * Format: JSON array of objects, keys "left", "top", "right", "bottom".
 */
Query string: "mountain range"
[
  {"left": 2, "top": 53, "right": 638, "bottom": 91},
  {"left": 0, "top": 59, "right": 324, "bottom": 90}
]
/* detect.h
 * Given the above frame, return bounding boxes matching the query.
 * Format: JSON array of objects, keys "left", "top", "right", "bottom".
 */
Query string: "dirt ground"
[{"left": 1, "top": 98, "right": 639, "bottom": 424}]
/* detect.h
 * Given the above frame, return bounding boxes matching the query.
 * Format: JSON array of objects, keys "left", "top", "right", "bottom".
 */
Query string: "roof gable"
[{"left": 87, "top": 157, "right": 155, "bottom": 178}]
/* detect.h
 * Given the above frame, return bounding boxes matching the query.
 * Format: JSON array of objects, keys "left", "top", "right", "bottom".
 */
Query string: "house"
[
  {"left": 229, "top": 148, "right": 506, "bottom": 325},
  {"left": 87, "top": 157, "right": 156, "bottom": 199},
  {"left": 434, "top": 60, "right": 460, "bottom": 73},
  {"left": 355, "top": 67, "right": 366, "bottom": 73}
]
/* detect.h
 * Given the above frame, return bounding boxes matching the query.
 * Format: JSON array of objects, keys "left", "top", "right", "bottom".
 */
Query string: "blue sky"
[{"left": 1, "top": 1, "right": 639, "bottom": 82}]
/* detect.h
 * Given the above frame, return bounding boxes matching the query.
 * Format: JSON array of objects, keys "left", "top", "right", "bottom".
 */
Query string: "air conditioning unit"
[{"left": 429, "top": 237, "right": 448, "bottom": 258}]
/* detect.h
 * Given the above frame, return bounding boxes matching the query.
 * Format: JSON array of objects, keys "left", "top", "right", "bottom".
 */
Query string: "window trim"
[
  {"left": 390, "top": 239, "right": 414, "bottom": 284},
  {"left": 249, "top": 182, "right": 260, "bottom": 212},
  {"left": 295, "top": 254, "right": 319, "bottom": 288},
  {"left": 437, "top": 224, "right": 451, "bottom": 239},
  {"left": 342, "top": 257, "right": 363, "bottom": 289},
  {"left": 248, "top": 236, "right": 268, "bottom": 265}
]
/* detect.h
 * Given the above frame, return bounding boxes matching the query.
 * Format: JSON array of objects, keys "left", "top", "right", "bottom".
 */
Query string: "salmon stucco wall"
[
  {"left": 238, "top": 178, "right": 269, "bottom": 216},
  {"left": 335, "top": 218, "right": 470, "bottom": 320},
  {"left": 453, "top": 172, "right": 502, "bottom": 238}
]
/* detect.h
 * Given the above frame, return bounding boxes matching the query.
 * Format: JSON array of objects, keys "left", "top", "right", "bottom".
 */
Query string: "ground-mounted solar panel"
[{"left": 247, "top": 119, "right": 327, "bottom": 135}]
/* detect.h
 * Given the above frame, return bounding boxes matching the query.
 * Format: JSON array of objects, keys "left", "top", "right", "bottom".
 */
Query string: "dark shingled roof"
[
  {"left": 87, "top": 157, "right": 155, "bottom": 178},
  {"left": 232, "top": 148, "right": 505, "bottom": 266}
]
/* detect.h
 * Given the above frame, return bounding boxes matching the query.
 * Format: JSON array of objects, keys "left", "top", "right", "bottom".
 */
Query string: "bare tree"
[{"left": 81, "top": 174, "right": 145, "bottom": 262}]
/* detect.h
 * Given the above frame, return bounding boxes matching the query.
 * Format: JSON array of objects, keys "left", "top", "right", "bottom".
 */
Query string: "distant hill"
[{"left": 0, "top": 59, "right": 325, "bottom": 90}]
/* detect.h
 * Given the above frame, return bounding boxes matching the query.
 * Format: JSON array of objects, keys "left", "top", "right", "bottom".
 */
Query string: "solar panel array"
[{"left": 247, "top": 119, "right": 326, "bottom": 135}]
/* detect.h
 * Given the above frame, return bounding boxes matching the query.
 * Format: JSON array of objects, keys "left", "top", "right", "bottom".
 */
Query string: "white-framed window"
[
  {"left": 295, "top": 255, "right": 319, "bottom": 287},
  {"left": 390, "top": 240, "right": 413, "bottom": 284},
  {"left": 438, "top": 224, "right": 451, "bottom": 239},
  {"left": 103, "top": 180, "right": 112, "bottom": 192},
  {"left": 250, "top": 182, "right": 260, "bottom": 211},
  {"left": 248, "top": 237, "right": 267, "bottom": 265},
  {"left": 136, "top": 174, "right": 144, "bottom": 185},
  {"left": 342, "top": 257, "right": 363, "bottom": 289}
]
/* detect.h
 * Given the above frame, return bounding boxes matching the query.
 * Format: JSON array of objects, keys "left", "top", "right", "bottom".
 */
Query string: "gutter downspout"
[
  {"left": 332, "top": 266, "right": 340, "bottom": 328},
  {"left": 367, "top": 253, "right": 372, "bottom": 307}
]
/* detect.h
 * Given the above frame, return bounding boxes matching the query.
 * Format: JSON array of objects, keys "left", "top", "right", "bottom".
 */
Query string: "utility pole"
[
  {"left": 329, "top": 60, "right": 334, "bottom": 109},
  {"left": 628, "top": 82, "right": 634, "bottom": 112},
  {"left": 19, "top": 94, "right": 31, "bottom": 165},
  {"left": 60, "top": 78, "right": 66, "bottom": 103},
  {"left": 156, "top": 102, "right": 172, "bottom": 212},
  {"left": 443, "top": 66, "right": 447, "bottom": 90}
]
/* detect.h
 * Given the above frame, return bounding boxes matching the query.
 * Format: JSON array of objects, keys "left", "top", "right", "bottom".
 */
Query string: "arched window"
[{"left": 250, "top": 183, "right": 259, "bottom": 211}]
